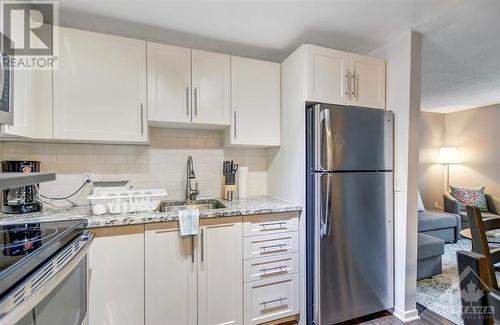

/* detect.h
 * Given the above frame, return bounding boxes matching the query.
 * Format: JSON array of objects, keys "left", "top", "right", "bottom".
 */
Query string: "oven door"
[
  {"left": 0, "top": 52, "right": 13, "bottom": 126},
  {"left": 0, "top": 232, "right": 93, "bottom": 325},
  {"left": 15, "top": 258, "right": 88, "bottom": 325}
]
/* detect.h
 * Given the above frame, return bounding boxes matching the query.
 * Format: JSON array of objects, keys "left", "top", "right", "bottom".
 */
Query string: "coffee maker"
[{"left": 2, "top": 160, "right": 43, "bottom": 214}]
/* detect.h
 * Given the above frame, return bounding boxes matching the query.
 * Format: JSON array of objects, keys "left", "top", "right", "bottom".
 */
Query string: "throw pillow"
[
  {"left": 450, "top": 186, "right": 488, "bottom": 212},
  {"left": 417, "top": 190, "right": 425, "bottom": 212}
]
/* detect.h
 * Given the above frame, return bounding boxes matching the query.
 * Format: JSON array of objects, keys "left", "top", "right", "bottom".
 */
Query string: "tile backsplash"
[{"left": 0, "top": 128, "right": 268, "bottom": 207}]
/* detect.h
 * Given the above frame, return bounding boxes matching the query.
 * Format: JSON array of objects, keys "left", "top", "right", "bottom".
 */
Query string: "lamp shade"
[{"left": 436, "top": 147, "right": 461, "bottom": 164}]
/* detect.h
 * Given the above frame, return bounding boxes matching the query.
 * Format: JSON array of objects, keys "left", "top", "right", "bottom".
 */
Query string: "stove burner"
[{"left": 1, "top": 225, "right": 59, "bottom": 256}]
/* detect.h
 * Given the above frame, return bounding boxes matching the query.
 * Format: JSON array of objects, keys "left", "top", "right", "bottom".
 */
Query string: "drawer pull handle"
[
  {"left": 259, "top": 243, "right": 287, "bottom": 252},
  {"left": 260, "top": 265, "right": 288, "bottom": 275},
  {"left": 260, "top": 297, "right": 287, "bottom": 306},
  {"left": 259, "top": 222, "right": 287, "bottom": 230}
]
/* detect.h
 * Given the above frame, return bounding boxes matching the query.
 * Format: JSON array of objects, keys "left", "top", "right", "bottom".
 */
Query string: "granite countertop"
[{"left": 0, "top": 196, "right": 302, "bottom": 228}]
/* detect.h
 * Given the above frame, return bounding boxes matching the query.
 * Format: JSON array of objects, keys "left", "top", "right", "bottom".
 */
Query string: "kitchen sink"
[{"left": 158, "top": 199, "right": 226, "bottom": 213}]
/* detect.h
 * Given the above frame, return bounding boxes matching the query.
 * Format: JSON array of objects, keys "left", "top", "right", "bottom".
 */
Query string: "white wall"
[
  {"left": 418, "top": 112, "right": 445, "bottom": 208},
  {"left": 267, "top": 44, "right": 308, "bottom": 324},
  {"left": 0, "top": 128, "right": 268, "bottom": 206},
  {"left": 369, "top": 31, "right": 422, "bottom": 322},
  {"left": 444, "top": 104, "right": 500, "bottom": 197}
]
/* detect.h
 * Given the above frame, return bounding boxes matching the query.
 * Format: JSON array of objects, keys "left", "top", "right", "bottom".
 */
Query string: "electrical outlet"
[{"left": 83, "top": 173, "right": 93, "bottom": 183}]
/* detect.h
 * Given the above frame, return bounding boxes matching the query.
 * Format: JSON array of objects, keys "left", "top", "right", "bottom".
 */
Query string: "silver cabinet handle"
[
  {"left": 351, "top": 70, "right": 356, "bottom": 99},
  {"left": 234, "top": 110, "right": 237, "bottom": 138},
  {"left": 260, "top": 265, "right": 288, "bottom": 275},
  {"left": 259, "top": 243, "right": 287, "bottom": 252},
  {"left": 194, "top": 87, "right": 198, "bottom": 116},
  {"left": 186, "top": 86, "right": 190, "bottom": 116},
  {"left": 259, "top": 222, "right": 287, "bottom": 230},
  {"left": 260, "top": 297, "right": 287, "bottom": 306},
  {"left": 201, "top": 228, "right": 204, "bottom": 262},
  {"left": 344, "top": 69, "right": 350, "bottom": 99},
  {"left": 140, "top": 103, "right": 144, "bottom": 135},
  {"left": 191, "top": 235, "right": 194, "bottom": 263}
]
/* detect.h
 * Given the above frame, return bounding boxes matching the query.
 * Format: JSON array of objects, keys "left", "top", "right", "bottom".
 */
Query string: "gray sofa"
[
  {"left": 416, "top": 208, "right": 460, "bottom": 280},
  {"left": 417, "top": 233, "right": 444, "bottom": 280},
  {"left": 444, "top": 191, "right": 500, "bottom": 229},
  {"left": 418, "top": 209, "right": 461, "bottom": 243}
]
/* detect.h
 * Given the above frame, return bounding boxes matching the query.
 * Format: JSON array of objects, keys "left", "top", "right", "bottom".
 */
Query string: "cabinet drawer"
[
  {"left": 243, "top": 232, "right": 298, "bottom": 260},
  {"left": 244, "top": 274, "right": 299, "bottom": 325},
  {"left": 243, "top": 253, "right": 298, "bottom": 283},
  {"left": 243, "top": 213, "right": 298, "bottom": 237}
]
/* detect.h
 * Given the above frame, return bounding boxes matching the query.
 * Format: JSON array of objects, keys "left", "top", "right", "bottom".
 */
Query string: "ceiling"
[
  {"left": 416, "top": 0, "right": 500, "bottom": 112},
  {"left": 55, "top": 0, "right": 499, "bottom": 113}
]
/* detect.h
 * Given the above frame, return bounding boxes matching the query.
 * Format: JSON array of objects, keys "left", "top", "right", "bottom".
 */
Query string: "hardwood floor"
[{"left": 341, "top": 304, "right": 456, "bottom": 325}]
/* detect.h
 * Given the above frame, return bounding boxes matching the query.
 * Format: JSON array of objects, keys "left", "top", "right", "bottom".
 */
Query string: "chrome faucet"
[{"left": 186, "top": 156, "right": 199, "bottom": 201}]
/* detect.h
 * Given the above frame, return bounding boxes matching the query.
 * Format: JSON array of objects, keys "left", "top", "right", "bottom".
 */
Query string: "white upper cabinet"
[
  {"left": 306, "top": 45, "right": 349, "bottom": 105},
  {"left": 147, "top": 42, "right": 191, "bottom": 126},
  {"left": 1, "top": 69, "right": 52, "bottom": 139},
  {"left": 53, "top": 27, "right": 147, "bottom": 143},
  {"left": 224, "top": 56, "right": 280, "bottom": 147},
  {"left": 191, "top": 50, "right": 230, "bottom": 126},
  {"left": 305, "top": 44, "right": 386, "bottom": 109},
  {"left": 198, "top": 219, "right": 242, "bottom": 325},
  {"left": 348, "top": 54, "right": 386, "bottom": 109}
]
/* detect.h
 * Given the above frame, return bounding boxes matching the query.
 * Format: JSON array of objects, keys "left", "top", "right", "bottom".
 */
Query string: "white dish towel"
[{"left": 178, "top": 208, "right": 200, "bottom": 236}]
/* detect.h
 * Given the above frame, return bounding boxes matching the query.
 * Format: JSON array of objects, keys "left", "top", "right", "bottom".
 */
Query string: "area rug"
[{"left": 416, "top": 239, "right": 472, "bottom": 325}]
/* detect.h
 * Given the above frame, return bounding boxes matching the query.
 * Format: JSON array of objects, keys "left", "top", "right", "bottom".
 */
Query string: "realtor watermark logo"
[
  {"left": 0, "top": 0, "right": 58, "bottom": 70},
  {"left": 459, "top": 265, "right": 495, "bottom": 321}
]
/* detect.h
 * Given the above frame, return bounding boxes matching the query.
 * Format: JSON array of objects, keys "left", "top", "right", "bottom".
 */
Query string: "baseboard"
[{"left": 393, "top": 307, "right": 420, "bottom": 322}]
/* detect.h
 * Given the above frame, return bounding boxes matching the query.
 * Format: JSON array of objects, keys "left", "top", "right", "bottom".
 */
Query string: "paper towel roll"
[{"left": 238, "top": 167, "right": 248, "bottom": 198}]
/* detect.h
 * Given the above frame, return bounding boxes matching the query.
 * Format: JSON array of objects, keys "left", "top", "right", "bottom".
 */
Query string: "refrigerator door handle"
[
  {"left": 314, "top": 106, "right": 334, "bottom": 171},
  {"left": 318, "top": 173, "right": 332, "bottom": 237},
  {"left": 325, "top": 174, "right": 332, "bottom": 237}
]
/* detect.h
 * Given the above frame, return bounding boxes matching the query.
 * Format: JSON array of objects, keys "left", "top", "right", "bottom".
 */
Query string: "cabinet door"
[
  {"left": 198, "top": 218, "right": 242, "bottom": 325},
  {"left": 53, "top": 27, "right": 147, "bottom": 143},
  {"left": 306, "top": 45, "right": 349, "bottom": 105},
  {"left": 88, "top": 226, "right": 144, "bottom": 325},
  {"left": 1, "top": 69, "right": 52, "bottom": 139},
  {"left": 226, "top": 56, "right": 280, "bottom": 147},
  {"left": 191, "top": 50, "right": 230, "bottom": 126},
  {"left": 147, "top": 42, "right": 191, "bottom": 125},
  {"left": 348, "top": 54, "right": 386, "bottom": 109},
  {"left": 145, "top": 223, "right": 197, "bottom": 325}
]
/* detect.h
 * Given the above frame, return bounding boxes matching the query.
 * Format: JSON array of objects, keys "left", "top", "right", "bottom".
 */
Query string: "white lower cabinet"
[
  {"left": 88, "top": 213, "right": 299, "bottom": 325},
  {"left": 244, "top": 274, "right": 299, "bottom": 325},
  {"left": 243, "top": 253, "right": 299, "bottom": 283},
  {"left": 145, "top": 223, "right": 197, "bottom": 325},
  {"left": 88, "top": 226, "right": 145, "bottom": 325},
  {"left": 198, "top": 218, "right": 243, "bottom": 325},
  {"left": 145, "top": 217, "right": 242, "bottom": 325},
  {"left": 242, "top": 212, "right": 300, "bottom": 325}
]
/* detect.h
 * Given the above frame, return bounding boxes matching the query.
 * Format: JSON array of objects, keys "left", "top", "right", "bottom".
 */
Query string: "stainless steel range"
[{"left": 0, "top": 219, "right": 93, "bottom": 325}]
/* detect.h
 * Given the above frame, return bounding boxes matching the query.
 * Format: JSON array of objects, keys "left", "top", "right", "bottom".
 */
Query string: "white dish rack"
[{"left": 87, "top": 189, "right": 168, "bottom": 215}]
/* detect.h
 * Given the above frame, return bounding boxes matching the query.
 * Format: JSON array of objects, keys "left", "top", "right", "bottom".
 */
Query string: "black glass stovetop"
[{"left": 0, "top": 219, "right": 87, "bottom": 297}]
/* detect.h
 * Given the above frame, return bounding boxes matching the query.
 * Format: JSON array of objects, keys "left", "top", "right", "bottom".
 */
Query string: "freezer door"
[
  {"left": 313, "top": 172, "right": 394, "bottom": 325},
  {"left": 310, "top": 104, "right": 393, "bottom": 171}
]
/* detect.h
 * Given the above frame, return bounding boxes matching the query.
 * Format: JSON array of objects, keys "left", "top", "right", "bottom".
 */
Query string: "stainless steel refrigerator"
[{"left": 306, "top": 104, "right": 394, "bottom": 325}]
